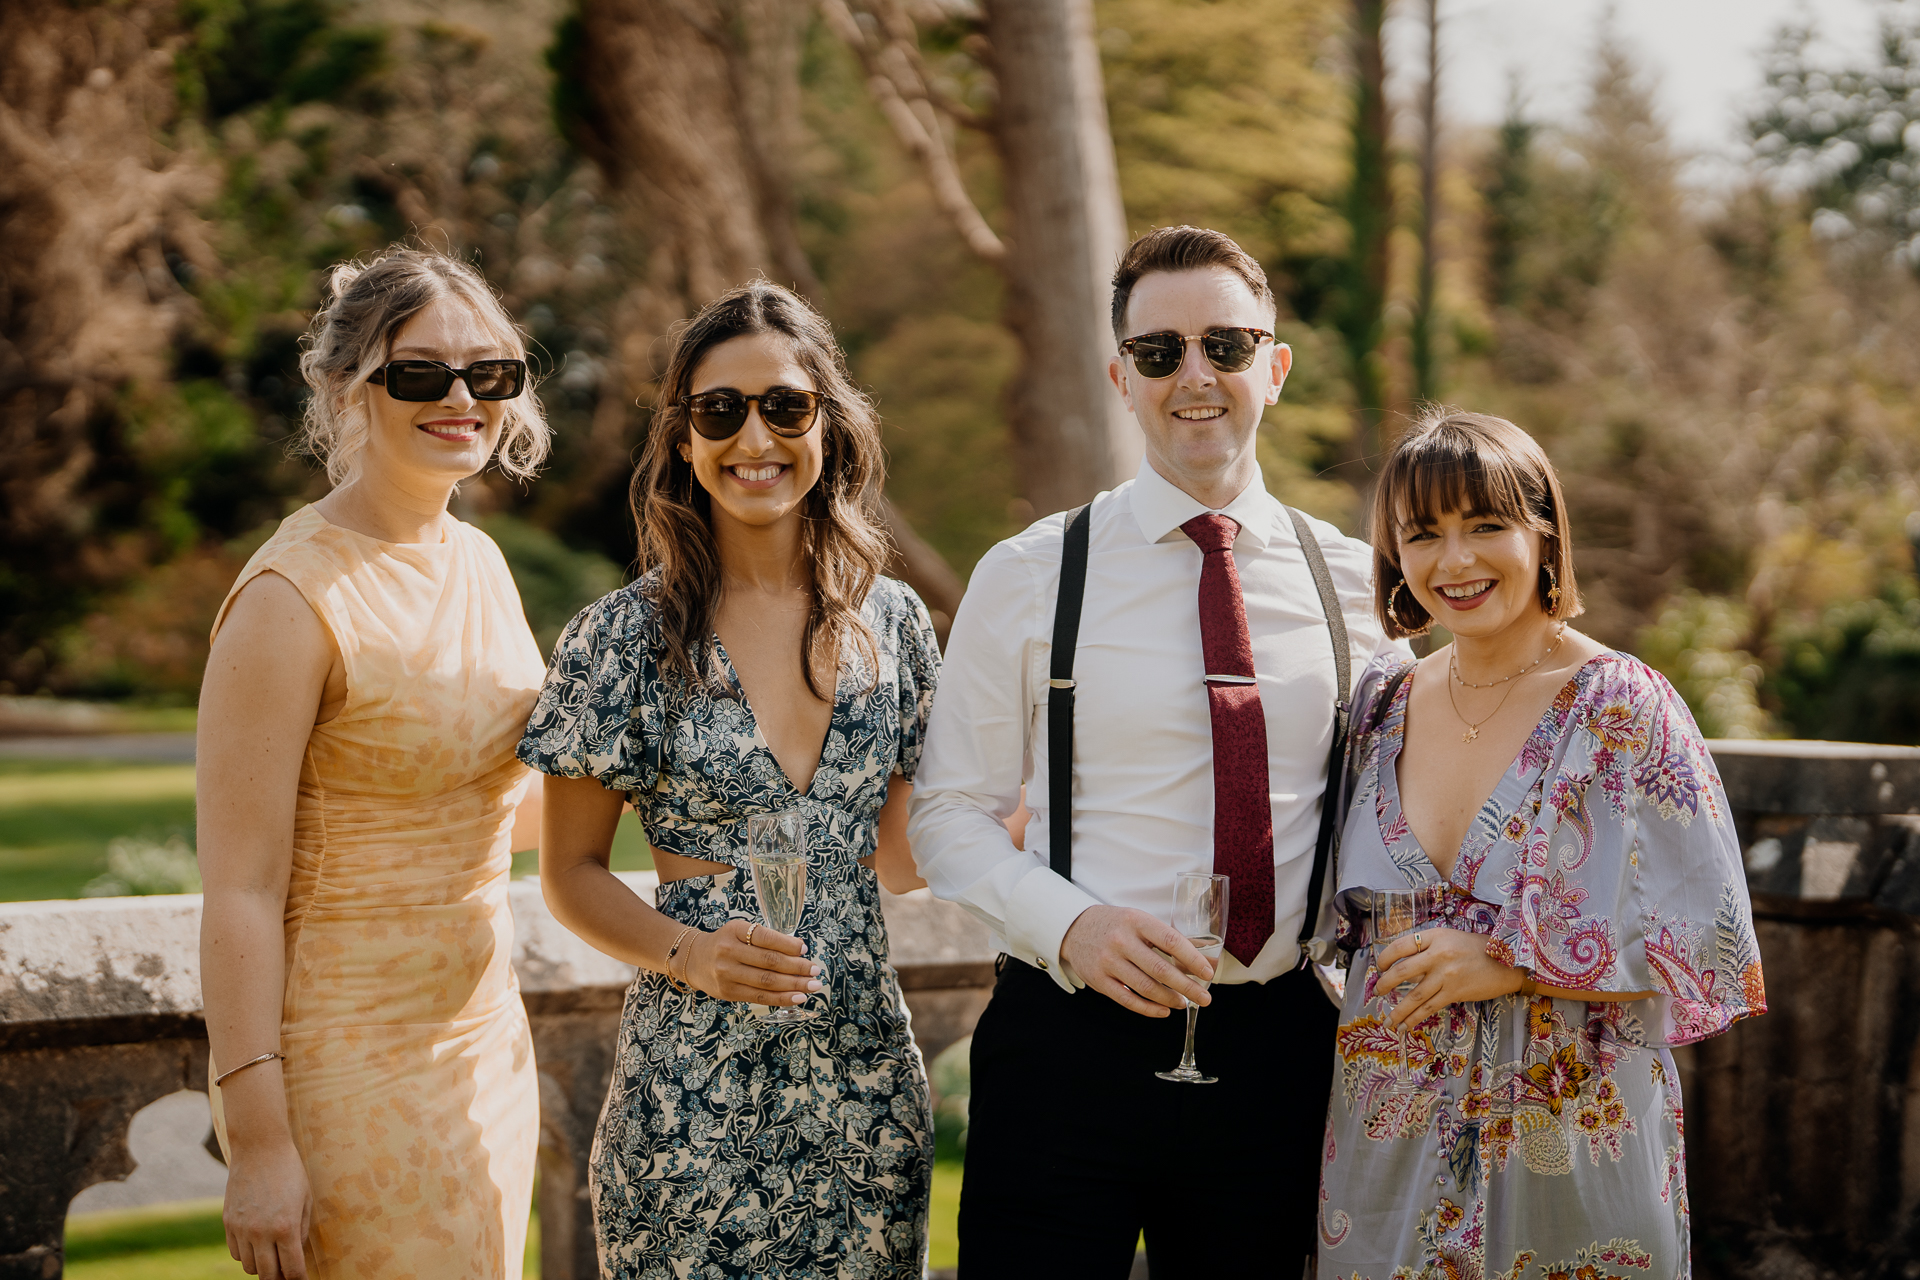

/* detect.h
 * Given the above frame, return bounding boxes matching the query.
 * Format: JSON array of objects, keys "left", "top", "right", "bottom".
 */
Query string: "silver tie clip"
[{"left": 1204, "top": 674, "right": 1256, "bottom": 684}]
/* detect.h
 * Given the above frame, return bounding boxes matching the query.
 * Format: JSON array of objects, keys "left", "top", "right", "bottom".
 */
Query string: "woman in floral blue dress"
[
  {"left": 519, "top": 282, "right": 938, "bottom": 1278},
  {"left": 1316, "top": 411, "right": 1766, "bottom": 1280}
]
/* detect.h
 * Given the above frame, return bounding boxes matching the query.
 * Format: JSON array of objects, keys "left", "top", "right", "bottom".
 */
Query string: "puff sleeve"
[
  {"left": 1483, "top": 659, "right": 1767, "bottom": 1045},
  {"left": 887, "top": 579, "right": 942, "bottom": 782},
  {"left": 516, "top": 583, "right": 664, "bottom": 797}
]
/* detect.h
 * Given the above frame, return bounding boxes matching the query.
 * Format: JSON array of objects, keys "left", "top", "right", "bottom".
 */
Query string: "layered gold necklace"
[{"left": 1445, "top": 624, "right": 1568, "bottom": 743}]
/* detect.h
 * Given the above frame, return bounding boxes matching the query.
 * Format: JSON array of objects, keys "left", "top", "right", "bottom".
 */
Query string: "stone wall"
[
  {"left": 1680, "top": 741, "right": 1920, "bottom": 1280},
  {"left": 4, "top": 740, "right": 1919, "bottom": 1277},
  {"left": 0, "top": 875, "right": 994, "bottom": 1279}
]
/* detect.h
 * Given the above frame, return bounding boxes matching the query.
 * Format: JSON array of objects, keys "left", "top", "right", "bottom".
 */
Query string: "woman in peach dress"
[{"left": 197, "top": 247, "right": 551, "bottom": 1279}]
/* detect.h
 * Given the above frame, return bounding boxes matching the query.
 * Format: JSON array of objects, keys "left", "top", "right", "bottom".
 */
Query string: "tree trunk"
[
  {"left": 1410, "top": 0, "right": 1441, "bottom": 404},
  {"left": 982, "top": 0, "right": 1138, "bottom": 516},
  {"left": 569, "top": 0, "right": 819, "bottom": 335},
  {"left": 568, "top": 0, "right": 962, "bottom": 621},
  {"left": 0, "top": 0, "right": 215, "bottom": 690},
  {"left": 1334, "top": 0, "right": 1393, "bottom": 500}
]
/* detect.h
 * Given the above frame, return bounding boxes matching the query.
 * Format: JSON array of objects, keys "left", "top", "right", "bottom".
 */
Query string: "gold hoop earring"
[
  {"left": 1390, "top": 578, "right": 1432, "bottom": 637},
  {"left": 1543, "top": 563, "right": 1562, "bottom": 615}
]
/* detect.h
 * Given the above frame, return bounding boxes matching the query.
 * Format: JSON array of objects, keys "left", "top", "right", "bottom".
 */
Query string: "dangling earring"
[
  {"left": 1543, "top": 563, "right": 1562, "bottom": 615},
  {"left": 1390, "top": 578, "right": 1432, "bottom": 637}
]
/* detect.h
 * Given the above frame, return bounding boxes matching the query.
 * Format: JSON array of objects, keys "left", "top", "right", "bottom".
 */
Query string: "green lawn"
[
  {"left": 0, "top": 758, "right": 198, "bottom": 901},
  {"left": 62, "top": 1166, "right": 962, "bottom": 1275},
  {"left": 0, "top": 757, "right": 652, "bottom": 903},
  {"left": 62, "top": 1195, "right": 542, "bottom": 1278}
]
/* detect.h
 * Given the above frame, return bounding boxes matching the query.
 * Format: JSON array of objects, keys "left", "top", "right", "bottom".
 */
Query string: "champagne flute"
[
  {"left": 1370, "top": 884, "right": 1444, "bottom": 1078},
  {"left": 747, "top": 810, "right": 818, "bottom": 1023},
  {"left": 1155, "top": 872, "right": 1228, "bottom": 1085}
]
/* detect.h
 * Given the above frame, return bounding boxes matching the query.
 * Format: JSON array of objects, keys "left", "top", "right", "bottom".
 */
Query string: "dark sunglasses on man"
[
  {"left": 368, "top": 359, "right": 528, "bottom": 401},
  {"left": 680, "top": 387, "right": 822, "bottom": 441},
  {"left": 1119, "top": 327, "right": 1274, "bottom": 380}
]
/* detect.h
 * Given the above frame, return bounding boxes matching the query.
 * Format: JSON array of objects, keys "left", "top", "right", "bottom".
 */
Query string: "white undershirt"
[{"left": 906, "top": 460, "right": 1405, "bottom": 989}]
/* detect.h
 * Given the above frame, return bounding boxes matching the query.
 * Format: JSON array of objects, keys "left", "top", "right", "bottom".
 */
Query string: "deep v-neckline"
[
  {"left": 1382, "top": 656, "right": 1608, "bottom": 881},
  {"left": 712, "top": 634, "right": 843, "bottom": 798}
]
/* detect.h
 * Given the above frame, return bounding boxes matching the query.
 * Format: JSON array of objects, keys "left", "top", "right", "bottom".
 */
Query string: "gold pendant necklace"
[
  {"left": 1445, "top": 626, "right": 1566, "bottom": 743},
  {"left": 1446, "top": 668, "right": 1520, "bottom": 742}
]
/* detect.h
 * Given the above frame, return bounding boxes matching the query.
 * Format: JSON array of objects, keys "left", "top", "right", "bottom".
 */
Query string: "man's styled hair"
[{"left": 1109, "top": 225, "right": 1277, "bottom": 342}]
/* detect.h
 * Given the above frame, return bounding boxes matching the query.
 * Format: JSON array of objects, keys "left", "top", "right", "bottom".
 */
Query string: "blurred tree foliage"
[
  {"left": 9, "top": 0, "right": 1920, "bottom": 745},
  {"left": 1749, "top": 8, "right": 1920, "bottom": 269}
]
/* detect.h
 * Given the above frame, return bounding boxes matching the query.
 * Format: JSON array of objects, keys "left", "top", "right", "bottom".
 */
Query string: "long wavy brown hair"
[{"left": 633, "top": 281, "right": 890, "bottom": 699}]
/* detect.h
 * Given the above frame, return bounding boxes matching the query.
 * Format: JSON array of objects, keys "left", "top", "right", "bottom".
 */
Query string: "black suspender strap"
[
  {"left": 1046, "top": 500, "right": 1355, "bottom": 931},
  {"left": 1286, "top": 506, "right": 1353, "bottom": 952},
  {"left": 1047, "top": 503, "right": 1093, "bottom": 882}
]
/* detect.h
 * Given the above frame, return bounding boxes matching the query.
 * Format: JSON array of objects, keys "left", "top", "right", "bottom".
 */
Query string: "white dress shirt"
[{"left": 907, "top": 460, "right": 1405, "bottom": 990}]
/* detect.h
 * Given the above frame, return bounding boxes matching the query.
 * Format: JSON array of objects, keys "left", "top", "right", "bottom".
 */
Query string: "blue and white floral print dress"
[
  {"left": 517, "top": 573, "right": 939, "bottom": 1279},
  {"left": 1317, "top": 653, "right": 1766, "bottom": 1280}
]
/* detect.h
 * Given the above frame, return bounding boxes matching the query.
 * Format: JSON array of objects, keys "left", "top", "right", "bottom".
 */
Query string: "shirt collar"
[{"left": 1129, "top": 455, "right": 1280, "bottom": 550}]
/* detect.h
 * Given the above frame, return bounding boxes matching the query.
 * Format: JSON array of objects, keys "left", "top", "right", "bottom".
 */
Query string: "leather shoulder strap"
[
  {"left": 1047, "top": 503, "right": 1093, "bottom": 882},
  {"left": 1286, "top": 506, "right": 1354, "bottom": 949}
]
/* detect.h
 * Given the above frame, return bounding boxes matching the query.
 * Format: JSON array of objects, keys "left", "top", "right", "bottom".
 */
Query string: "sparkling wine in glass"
[
  {"left": 1370, "top": 884, "right": 1443, "bottom": 1077},
  {"left": 1156, "top": 872, "right": 1228, "bottom": 1085},
  {"left": 748, "top": 810, "right": 818, "bottom": 1022}
]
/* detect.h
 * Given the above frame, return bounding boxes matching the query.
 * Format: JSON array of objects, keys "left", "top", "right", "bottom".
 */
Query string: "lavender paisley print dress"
[
  {"left": 517, "top": 574, "right": 939, "bottom": 1279},
  {"left": 1317, "top": 653, "right": 1766, "bottom": 1280}
]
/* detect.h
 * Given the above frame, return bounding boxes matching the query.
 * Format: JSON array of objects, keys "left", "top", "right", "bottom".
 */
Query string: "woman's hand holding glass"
[
  {"left": 680, "top": 919, "right": 822, "bottom": 1006},
  {"left": 1373, "top": 928, "right": 1524, "bottom": 1029}
]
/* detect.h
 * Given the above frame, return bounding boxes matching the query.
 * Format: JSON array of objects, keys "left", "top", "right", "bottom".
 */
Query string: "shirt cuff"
[{"left": 1003, "top": 865, "right": 1102, "bottom": 993}]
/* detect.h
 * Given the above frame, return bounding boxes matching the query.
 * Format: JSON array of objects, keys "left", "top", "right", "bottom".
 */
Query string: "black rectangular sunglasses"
[
  {"left": 1119, "top": 327, "right": 1273, "bottom": 380},
  {"left": 368, "top": 359, "right": 528, "bottom": 401},
  {"left": 681, "top": 388, "right": 822, "bottom": 440}
]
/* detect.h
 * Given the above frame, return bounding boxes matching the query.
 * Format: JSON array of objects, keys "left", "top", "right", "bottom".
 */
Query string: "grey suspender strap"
[
  {"left": 1046, "top": 503, "right": 1093, "bottom": 881},
  {"left": 1286, "top": 506, "right": 1352, "bottom": 953}
]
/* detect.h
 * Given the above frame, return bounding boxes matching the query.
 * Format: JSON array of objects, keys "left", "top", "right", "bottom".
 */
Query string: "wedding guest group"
[
  {"left": 908, "top": 225, "right": 1405, "bottom": 1276},
  {"left": 517, "top": 280, "right": 940, "bottom": 1278},
  {"left": 1315, "top": 409, "right": 1766, "bottom": 1277},
  {"left": 195, "top": 231, "right": 1765, "bottom": 1280},
  {"left": 197, "top": 246, "right": 551, "bottom": 1280}
]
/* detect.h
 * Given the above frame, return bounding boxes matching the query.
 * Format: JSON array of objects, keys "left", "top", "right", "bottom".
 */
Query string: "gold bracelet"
[
  {"left": 214, "top": 1051, "right": 286, "bottom": 1087},
  {"left": 1517, "top": 969, "right": 1538, "bottom": 1000},
  {"left": 664, "top": 925, "right": 695, "bottom": 991}
]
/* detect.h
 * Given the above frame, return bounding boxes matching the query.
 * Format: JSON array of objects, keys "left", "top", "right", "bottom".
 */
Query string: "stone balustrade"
[
  {"left": 3, "top": 740, "right": 1919, "bottom": 1278},
  {"left": 0, "top": 875, "right": 993, "bottom": 1279}
]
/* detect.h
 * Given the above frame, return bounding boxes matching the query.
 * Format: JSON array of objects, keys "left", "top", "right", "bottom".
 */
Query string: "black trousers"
[{"left": 957, "top": 958, "right": 1338, "bottom": 1278}]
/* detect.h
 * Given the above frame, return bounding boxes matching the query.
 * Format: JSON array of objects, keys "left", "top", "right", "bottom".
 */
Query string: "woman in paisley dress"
[
  {"left": 1315, "top": 410, "right": 1766, "bottom": 1280},
  {"left": 519, "top": 281, "right": 938, "bottom": 1278}
]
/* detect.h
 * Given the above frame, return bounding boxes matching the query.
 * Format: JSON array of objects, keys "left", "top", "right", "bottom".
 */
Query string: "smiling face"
[
  {"left": 357, "top": 295, "right": 513, "bottom": 487},
  {"left": 681, "top": 331, "right": 825, "bottom": 535},
  {"left": 1107, "top": 266, "right": 1291, "bottom": 499},
  {"left": 1396, "top": 505, "right": 1548, "bottom": 640}
]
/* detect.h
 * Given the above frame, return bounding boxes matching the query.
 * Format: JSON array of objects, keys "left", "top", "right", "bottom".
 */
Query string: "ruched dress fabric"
[
  {"left": 516, "top": 573, "right": 939, "bottom": 1280},
  {"left": 206, "top": 504, "right": 545, "bottom": 1279},
  {"left": 1317, "top": 653, "right": 1766, "bottom": 1280}
]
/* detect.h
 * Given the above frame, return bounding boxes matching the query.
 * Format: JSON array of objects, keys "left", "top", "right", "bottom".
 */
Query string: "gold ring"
[
  {"left": 745, "top": 924, "right": 758, "bottom": 948},
  {"left": 1413, "top": 931, "right": 1423, "bottom": 947}
]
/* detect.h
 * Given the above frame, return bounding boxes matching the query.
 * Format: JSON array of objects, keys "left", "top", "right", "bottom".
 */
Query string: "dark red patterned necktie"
[{"left": 1181, "top": 514, "right": 1274, "bottom": 964}]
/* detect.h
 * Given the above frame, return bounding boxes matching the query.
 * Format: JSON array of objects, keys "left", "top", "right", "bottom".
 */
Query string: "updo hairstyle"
[{"left": 296, "top": 246, "right": 550, "bottom": 485}]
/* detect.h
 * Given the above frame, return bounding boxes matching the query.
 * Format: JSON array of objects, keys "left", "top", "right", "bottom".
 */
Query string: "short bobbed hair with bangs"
[{"left": 1371, "top": 409, "right": 1583, "bottom": 639}]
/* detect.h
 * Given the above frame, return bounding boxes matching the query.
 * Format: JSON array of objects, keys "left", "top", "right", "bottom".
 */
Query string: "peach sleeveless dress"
[{"left": 207, "top": 504, "right": 543, "bottom": 1278}]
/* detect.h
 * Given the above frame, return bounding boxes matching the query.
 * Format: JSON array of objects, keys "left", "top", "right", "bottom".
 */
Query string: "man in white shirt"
[{"left": 907, "top": 226, "right": 1403, "bottom": 1275}]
